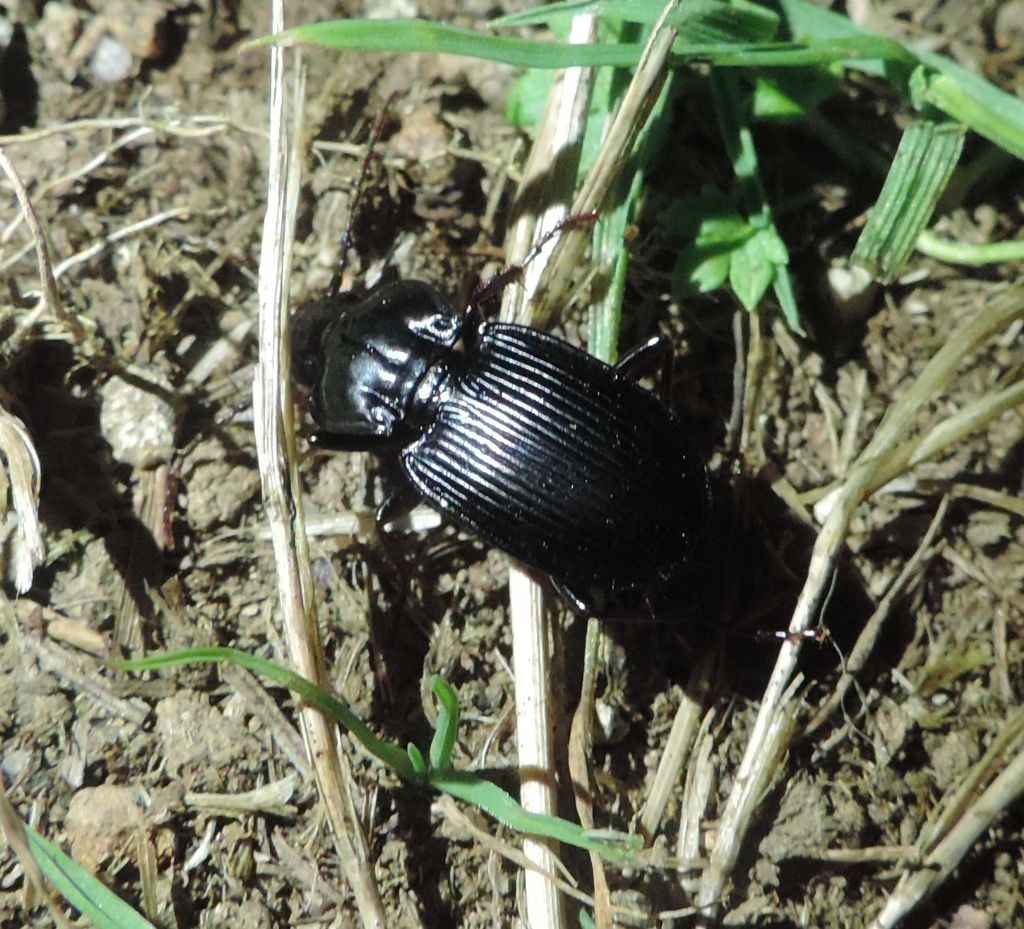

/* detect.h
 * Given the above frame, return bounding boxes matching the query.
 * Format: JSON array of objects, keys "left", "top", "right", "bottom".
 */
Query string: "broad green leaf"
[{"left": 730, "top": 228, "right": 778, "bottom": 310}]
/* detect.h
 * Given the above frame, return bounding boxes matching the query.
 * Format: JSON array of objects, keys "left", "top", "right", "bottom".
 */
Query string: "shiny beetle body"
[{"left": 295, "top": 280, "right": 709, "bottom": 613}]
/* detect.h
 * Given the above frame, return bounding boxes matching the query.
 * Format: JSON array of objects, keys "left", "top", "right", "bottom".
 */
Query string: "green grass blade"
[
  {"left": 916, "top": 231, "right": 1024, "bottom": 267},
  {"left": 912, "top": 62, "right": 1024, "bottom": 161},
  {"left": 246, "top": 19, "right": 645, "bottom": 68},
  {"left": 428, "top": 676, "right": 459, "bottom": 772},
  {"left": 493, "top": 0, "right": 780, "bottom": 45},
  {"left": 432, "top": 772, "right": 643, "bottom": 863},
  {"left": 492, "top": 0, "right": 665, "bottom": 27},
  {"left": 118, "top": 647, "right": 417, "bottom": 780},
  {"left": 852, "top": 117, "right": 965, "bottom": 282},
  {"left": 711, "top": 69, "right": 801, "bottom": 328},
  {"left": 248, "top": 18, "right": 913, "bottom": 73},
  {"left": 776, "top": 0, "right": 1024, "bottom": 159},
  {"left": 680, "top": 35, "right": 912, "bottom": 67},
  {"left": 588, "top": 64, "right": 676, "bottom": 363},
  {"left": 773, "top": 0, "right": 910, "bottom": 78},
  {"left": 24, "top": 824, "right": 156, "bottom": 928}
]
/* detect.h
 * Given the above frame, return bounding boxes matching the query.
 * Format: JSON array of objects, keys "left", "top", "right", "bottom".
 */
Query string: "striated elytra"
[{"left": 293, "top": 280, "right": 709, "bottom": 614}]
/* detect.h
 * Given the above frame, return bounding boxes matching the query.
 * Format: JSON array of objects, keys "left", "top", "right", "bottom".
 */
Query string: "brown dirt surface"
[{"left": 1, "top": 1, "right": 1023, "bottom": 928}]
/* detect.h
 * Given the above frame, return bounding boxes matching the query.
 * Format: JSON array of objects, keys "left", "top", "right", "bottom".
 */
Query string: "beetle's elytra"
[{"left": 294, "top": 279, "right": 709, "bottom": 614}]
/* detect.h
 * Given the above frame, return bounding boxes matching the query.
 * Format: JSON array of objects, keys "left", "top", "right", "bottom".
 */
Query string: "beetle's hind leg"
[{"left": 615, "top": 334, "right": 674, "bottom": 403}]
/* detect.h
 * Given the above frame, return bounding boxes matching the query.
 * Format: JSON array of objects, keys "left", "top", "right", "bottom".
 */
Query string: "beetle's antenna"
[
  {"left": 328, "top": 92, "right": 399, "bottom": 298},
  {"left": 467, "top": 212, "right": 598, "bottom": 315}
]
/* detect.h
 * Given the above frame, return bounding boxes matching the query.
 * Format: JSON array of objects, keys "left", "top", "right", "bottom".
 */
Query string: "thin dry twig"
[
  {"left": 14, "top": 611, "right": 150, "bottom": 725},
  {"left": 221, "top": 663, "right": 311, "bottom": 780},
  {"left": 50, "top": 207, "right": 192, "bottom": 281},
  {"left": 804, "top": 495, "right": 951, "bottom": 736},
  {"left": 0, "top": 114, "right": 243, "bottom": 148},
  {"left": 434, "top": 796, "right": 596, "bottom": 910},
  {"left": 0, "top": 148, "right": 75, "bottom": 352}
]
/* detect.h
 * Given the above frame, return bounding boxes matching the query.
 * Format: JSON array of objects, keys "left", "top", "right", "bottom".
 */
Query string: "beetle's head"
[
  {"left": 294, "top": 280, "right": 461, "bottom": 445},
  {"left": 291, "top": 291, "right": 362, "bottom": 389}
]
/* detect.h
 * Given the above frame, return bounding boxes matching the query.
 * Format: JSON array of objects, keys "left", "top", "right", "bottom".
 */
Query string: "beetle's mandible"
[{"left": 293, "top": 279, "right": 709, "bottom": 614}]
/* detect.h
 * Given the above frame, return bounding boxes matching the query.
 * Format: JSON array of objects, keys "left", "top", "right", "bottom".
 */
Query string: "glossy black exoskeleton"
[{"left": 293, "top": 280, "right": 709, "bottom": 614}]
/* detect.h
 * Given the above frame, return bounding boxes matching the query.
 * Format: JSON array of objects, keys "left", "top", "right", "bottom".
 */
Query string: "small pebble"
[{"left": 89, "top": 33, "right": 133, "bottom": 83}]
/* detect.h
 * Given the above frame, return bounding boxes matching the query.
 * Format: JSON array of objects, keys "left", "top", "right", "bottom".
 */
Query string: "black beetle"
[{"left": 293, "top": 279, "right": 709, "bottom": 614}]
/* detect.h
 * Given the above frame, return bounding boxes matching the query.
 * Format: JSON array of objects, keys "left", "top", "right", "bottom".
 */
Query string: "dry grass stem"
[
  {"left": 815, "top": 286, "right": 1024, "bottom": 524},
  {"left": 567, "top": 618, "right": 610, "bottom": 924},
  {"left": 919, "top": 480, "right": 1024, "bottom": 519},
  {"left": 508, "top": 567, "right": 564, "bottom": 929},
  {"left": 530, "top": 1, "right": 683, "bottom": 327},
  {"left": 0, "top": 149, "right": 71, "bottom": 351},
  {"left": 741, "top": 305, "right": 768, "bottom": 463},
  {"left": 906, "top": 378, "right": 1024, "bottom": 467},
  {"left": 254, "top": 8, "right": 385, "bottom": 925},
  {"left": 498, "top": 12, "right": 600, "bottom": 929},
  {"left": 869, "top": 709, "right": 1024, "bottom": 928},
  {"left": 641, "top": 649, "right": 717, "bottom": 836},
  {"left": 0, "top": 406, "right": 44, "bottom": 593},
  {"left": 698, "top": 675, "right": 803, "bottom": 919},
  {"left": 0, "top": 773, "right": 73, "bottom": 929},
  {"left": 812, "top": 845, "right": 917, "bottom": 864},
  {"left": 677, "top": 708, "right": 718, "bottom": 876},
  {"left": 183, "top": 775, "right": 298, "bottom": 816}
]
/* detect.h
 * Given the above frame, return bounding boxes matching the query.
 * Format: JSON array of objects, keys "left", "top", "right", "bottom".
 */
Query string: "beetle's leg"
[
  {"left": 551, "top": 578, "right": 601, "bottom": 617},
  {"left": 615, "top": 334, "right": 674, "bottom": 403},
  {"left": 375, "top": 481, "right": 425, "bottom": 532}
]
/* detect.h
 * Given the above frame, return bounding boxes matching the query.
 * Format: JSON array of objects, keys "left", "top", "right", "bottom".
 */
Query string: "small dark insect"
[{"left": 293, "top": 280, "right": 709, "bottom": 614}]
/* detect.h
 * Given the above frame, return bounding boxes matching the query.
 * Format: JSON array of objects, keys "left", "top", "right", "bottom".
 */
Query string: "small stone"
[
  {"left": 100, "top": 374, "right": 176, "bottom": 469},
  {"left": 65, "top": 784, "right": 145, "bottom": 871}
]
